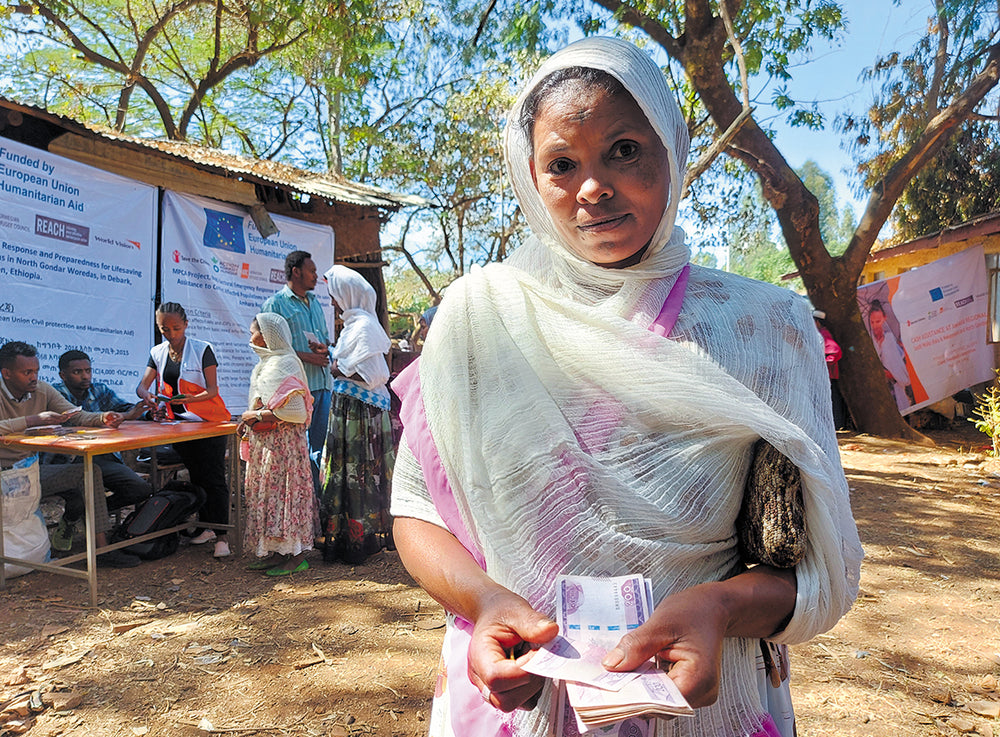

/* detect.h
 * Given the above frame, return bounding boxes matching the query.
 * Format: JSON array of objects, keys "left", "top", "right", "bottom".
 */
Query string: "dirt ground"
[{"left": 2, "top": 424, "right": 1000, "bottom": 737}]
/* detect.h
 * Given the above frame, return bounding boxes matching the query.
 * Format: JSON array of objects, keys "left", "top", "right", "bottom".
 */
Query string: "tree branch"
[{"left": 843, "top": 41, "right": 1000, "bottom": 276}]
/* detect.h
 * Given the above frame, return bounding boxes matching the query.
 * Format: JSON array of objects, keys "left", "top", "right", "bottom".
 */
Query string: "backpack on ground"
[{"left": 112, "top": 480, "right": 206, "bottom": 560}]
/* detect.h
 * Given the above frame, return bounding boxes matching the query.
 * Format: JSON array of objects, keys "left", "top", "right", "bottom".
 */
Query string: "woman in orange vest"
[{"left": 137, "top": 302, "right": 233, "bottom": 558}]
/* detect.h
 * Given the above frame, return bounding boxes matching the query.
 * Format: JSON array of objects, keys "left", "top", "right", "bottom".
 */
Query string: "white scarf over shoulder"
[
  {"left": 325, "top": 265, "right": 391, "bottom": 390},
  {"left": 249, "top": 312, "right": 309, "bottom": 424},
  {"left": 409, "top": 37, "right": 863, "bottom": 737}
]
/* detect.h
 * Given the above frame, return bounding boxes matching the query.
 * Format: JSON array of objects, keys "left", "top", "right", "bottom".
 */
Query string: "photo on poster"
[{"left": 858, "top": 282, "right": 915, "bottom": 413}]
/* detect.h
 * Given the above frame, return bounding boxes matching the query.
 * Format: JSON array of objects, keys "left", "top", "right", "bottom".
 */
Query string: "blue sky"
[{"left": 769, "top": 0, "right": 930, "bottom": 213}]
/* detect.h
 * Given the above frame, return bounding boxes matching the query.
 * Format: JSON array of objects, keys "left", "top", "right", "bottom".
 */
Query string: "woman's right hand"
[
  {"left": 467, "top": 591, "right": 559, "bottom": 712},
  {"left": 393, "top": 517, "right": 559, "bottom": 713},
  {"left": 137, "top": 388, "right": 156, "bottom": 409}
]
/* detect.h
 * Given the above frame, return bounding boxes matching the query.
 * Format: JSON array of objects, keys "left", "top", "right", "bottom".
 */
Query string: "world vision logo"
[{"left": 94, "top": 235, "right": 139, "bottom": 250}]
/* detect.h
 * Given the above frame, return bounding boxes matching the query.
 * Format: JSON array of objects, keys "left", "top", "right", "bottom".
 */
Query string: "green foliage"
[
  {"left": 891, "top": 123, "right": 1000, "bottom": 240},
  {"left": 712, "top": 160, "right": 851, "bottom": 287},
  {"left": 844, "top": 0, "right": 1000, "bottom": 241},
  {"left": 384, "top": 264, "right": 451, "bottom": 336},
  {"left": 796, "top": 160, "right": 856, "bottom": 256},
  {"left": 970, "top": 371, "right": 1000, "bottom": 457}
]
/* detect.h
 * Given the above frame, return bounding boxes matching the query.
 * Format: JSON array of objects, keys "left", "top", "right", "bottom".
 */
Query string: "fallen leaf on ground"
[
  {"left": 41, "top": 651, "right": 90, "bottom": 670},
  {"left": 967, "top": 700, "right": 1000, "bottom": 718},
  {"left": 40, "top": 625, "right": 69, "bottom": 638},
  {"left": 949, "top": 717, "right": 976, "bottom": 733},
  {"left": 929, "top": 688, "right": 952, "bottom": 704},
  {"left": 976, "top": 675, "right": 999, "bottom": 693},
  {"left": 42, "top": 691, "right": 82, "bottom": 711},
  {"left": 0, "top": 718, "right": 30, "bottom": 734},
  {"left": 4, "top": 666, "right": 29, "bottom": 686},
  {"left": 112, "top": 621, "right": 150, "bottom": 635}
]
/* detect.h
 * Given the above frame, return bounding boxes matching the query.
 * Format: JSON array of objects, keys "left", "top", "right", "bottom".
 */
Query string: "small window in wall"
[
  {"left": 872, "top": 270, "right": 885, "bottom": 282},
  {"left": 988, "top": 253, "right": 1000, "bottom": 343}
]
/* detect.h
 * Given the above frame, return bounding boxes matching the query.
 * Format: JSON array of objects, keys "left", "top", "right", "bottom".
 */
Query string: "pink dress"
[{"left": 242, "top": 379, "right": 319, "bottom": 558}]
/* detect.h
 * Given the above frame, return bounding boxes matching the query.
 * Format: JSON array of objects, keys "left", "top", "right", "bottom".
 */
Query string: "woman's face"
[
  {"left": 157, "top": 313, "right": 187, "bottom": 346},
  {"left": 529, "top": 81, "right": 670, "bottom": 268},
  {"left": 250, "top": 320, "right": 266, "bottom": 348}
]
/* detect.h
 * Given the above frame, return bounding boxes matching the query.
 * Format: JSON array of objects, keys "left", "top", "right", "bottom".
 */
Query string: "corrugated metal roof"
[
  {"left": 0, "top": 95, "right": 429, "bottom": 210},
  {"left": 868, "top": 210, "right": 1000, "bottom": 262}
]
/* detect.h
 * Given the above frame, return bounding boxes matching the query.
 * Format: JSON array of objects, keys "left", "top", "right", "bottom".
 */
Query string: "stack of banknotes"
[{"left": 522, "top": 574, "right": 693, "bottom": 734}]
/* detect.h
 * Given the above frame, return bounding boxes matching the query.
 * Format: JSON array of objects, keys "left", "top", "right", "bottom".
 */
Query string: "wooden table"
[{"left": 0, "top": 420, "right": 240, "bottom": 605}]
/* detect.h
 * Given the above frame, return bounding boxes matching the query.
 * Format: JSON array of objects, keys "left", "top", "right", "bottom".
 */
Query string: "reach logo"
[{"left": 35, "top": 214, "right": 89, "bottom": 246}]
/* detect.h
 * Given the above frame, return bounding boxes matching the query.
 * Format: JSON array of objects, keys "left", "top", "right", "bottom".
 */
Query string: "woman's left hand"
[
  {"left": 601, "top": 567, "right": 796, "bottom": 708},
  {"left": 601, "top": 584, "right": 728, "bottom": 707}
]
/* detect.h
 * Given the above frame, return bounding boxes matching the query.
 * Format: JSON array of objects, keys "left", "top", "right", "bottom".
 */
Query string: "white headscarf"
[
  {"left": 400, "top": 37, "right": 862, "bottom": 737},
  {"left": 504, "top": 36, "right": 691, "bottom": 309},
  {"left": 249, "top": 312, "right": 308, "bottom": 423},
  {"left": 325, "top": 265, "right": 391, "bottom": 388}
]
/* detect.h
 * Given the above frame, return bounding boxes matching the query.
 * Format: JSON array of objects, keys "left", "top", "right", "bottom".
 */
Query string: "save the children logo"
[{"left": 172, "top": 250, "right": 181, "bottom": 263}]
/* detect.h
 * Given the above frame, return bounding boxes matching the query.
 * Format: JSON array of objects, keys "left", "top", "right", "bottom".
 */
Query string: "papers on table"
[{"left": 526, "top": 574, "right": 693, "bottom": 733}]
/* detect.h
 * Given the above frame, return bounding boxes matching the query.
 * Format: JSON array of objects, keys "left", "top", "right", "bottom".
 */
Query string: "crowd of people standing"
[{"left": 0, "top": 251, "right": 396, "bottom": 573}]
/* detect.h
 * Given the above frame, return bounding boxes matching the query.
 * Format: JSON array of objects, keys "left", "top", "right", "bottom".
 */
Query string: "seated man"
[
  {"left": 0, "top": 341, "right": 140, "bottom": 568},
  {"left": 48, "top": 350, "right": 153, "bottom": 537}
]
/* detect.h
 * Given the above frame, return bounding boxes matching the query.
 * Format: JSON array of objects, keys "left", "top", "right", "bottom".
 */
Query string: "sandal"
[
  {"left": 247, "top": 555, "right": 283, "bottom": 571},
  {"left": 265, "top": 559, "right": 309, "bottom": 577}
]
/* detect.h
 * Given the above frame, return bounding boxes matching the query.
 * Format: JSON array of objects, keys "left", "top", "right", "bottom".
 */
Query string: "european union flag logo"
[{"left": 203, "top": 209, "right": 246, "bottom": 253}]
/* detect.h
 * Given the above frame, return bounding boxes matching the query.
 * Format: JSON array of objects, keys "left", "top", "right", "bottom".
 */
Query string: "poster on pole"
[
  {"left": 0, "top": 137, "right": 157, "bottom": 392},
  {"left": 857, "top": 245, "right": 993, "bottom": 416},
  {"left": 160, "top": 190, "right": 335, "bottom": 413}
]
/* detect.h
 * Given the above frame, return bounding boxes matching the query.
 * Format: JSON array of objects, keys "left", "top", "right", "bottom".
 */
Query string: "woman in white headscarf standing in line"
[
  {"left": 389, "top": 37, "right": 863, "bottom": 737},
  {"left": 239, "top": 312, "right": 318, "bottom": 576},
  {"left": 319, "top": 265, "right": 395, "bottom": 565}
]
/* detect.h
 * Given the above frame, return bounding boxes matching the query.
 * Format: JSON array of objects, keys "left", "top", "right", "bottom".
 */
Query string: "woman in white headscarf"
[
  {"left": 390, "top": 37, "right": 863, "bottom": 737},
  {"left": 239, "top": 312, "right": 318, "bottom": 576},
  {"left": 320, "top": 265, "right": 395, "bottom": 564}
]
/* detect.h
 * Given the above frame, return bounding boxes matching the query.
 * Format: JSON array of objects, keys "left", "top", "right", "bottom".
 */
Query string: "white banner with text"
[
  {"left": 857, "top": 245, "right": 993, "bottom": 416},
  {"left": 160, "top": 190, "right": 335, "bottom": 413},
  {"left": 0, "top": 137, "right": 157, "bottom": 393}
]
